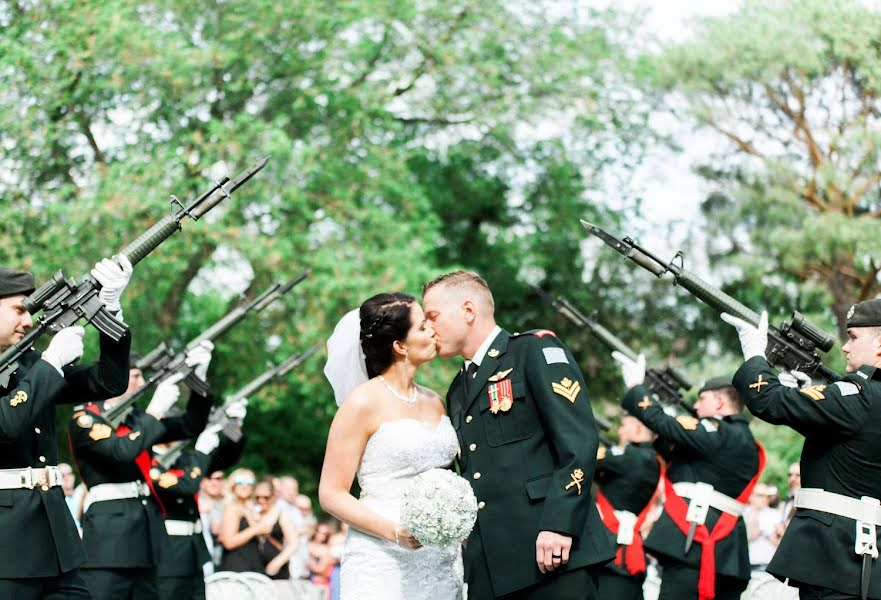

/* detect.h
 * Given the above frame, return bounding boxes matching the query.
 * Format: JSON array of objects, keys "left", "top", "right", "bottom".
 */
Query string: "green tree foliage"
[{"left": 0, "top": 1, "right": 655, "bottom": 495}]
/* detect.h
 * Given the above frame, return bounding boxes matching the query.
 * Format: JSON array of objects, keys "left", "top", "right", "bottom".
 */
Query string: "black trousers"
[
  {"left": 798, "top": 583, "right": 860, "bottom": 600},
  {"left": 158, "top": 572, "right": 206, "bottom": 600},
  {"left": 597, "top": 570, "right": 644, "bottom": 600},
  {"left": 657, "top": 562, "right": 748, "bottom": 600},
  {"left": 81, "top": 566, "right": 157, "bottom": 600},
  {"left": 0, "top": 569, "right": 91, "bottom": 600}
]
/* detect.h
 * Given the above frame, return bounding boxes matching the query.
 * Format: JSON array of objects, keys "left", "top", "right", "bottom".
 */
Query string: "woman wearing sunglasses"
[
  {"left": 218, "top": 468, "right": 272, "bottom": 573},
  {"left": 253, "top": 479, "right": 299, "bottom": 595}
]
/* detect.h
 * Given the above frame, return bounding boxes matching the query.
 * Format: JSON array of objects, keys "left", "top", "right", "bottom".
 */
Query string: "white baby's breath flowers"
[{"left": 400, "top": 468, "right": 478, "bottom": 546}]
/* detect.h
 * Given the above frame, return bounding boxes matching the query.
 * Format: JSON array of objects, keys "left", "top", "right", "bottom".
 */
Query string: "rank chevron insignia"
[
  {"left": 552, "top": 377, "right": 581, "bottom": 403},
  {"left": 800, "top": 385, "right": 827, "bottom": 401}
]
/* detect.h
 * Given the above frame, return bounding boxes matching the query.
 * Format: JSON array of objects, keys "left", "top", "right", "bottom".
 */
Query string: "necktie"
[{"left": 463, "top": 362, "right": 478, "bottom": 405}]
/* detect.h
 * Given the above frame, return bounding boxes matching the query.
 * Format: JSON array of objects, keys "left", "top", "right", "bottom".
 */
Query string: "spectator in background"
[
  {"left": 327, "top": 519, "right": 346, "bottom": 600},
  {"left": 308, "top": 520, "right": 336, "bottom": 600},
  {"left": 746, "top": 483, "right": 779, "bottom": 571},
  {"left": 274, "top": 476, "right": 311, "bottom": 586},
  {"left": 295, "top": 494, "right": 317, "bottom": 536},
  {"left": 773, "top": 463, "right": 801, "bottom": 546},
  {"left": 253, "top": 479, "right": 299, "bottom": 597},
  {"left": 58, "top": 463, "right": 83, "bottom": 533},
  {"left": 199, "top": 470, "right": 227, "bottom": 569},
  {"left": 218, "top": 468, "right": 270, "bottom": 573}
]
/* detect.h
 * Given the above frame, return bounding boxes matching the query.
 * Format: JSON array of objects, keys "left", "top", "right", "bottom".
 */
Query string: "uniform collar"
[
  {"left": 465, "top": 325, "right": 501, "bottom": 369},
  {"left": 723, "top": 413, "right": 750, "bottom": 425}
]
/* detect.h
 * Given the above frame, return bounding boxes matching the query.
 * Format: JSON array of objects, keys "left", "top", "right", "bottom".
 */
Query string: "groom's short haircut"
[{"left": 422, "top": 270, "right": 494, "bottom": 312}]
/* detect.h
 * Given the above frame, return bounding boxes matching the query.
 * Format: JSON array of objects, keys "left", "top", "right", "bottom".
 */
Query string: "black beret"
[
  {"left": 0, "top": 266, "right": 35, "bottom": 299},
  {"left": 846, "top": 299, "right": 881, "bottom": 328},
  {"left": 699, "top": 375, "right": 734, "bottom": 394}
]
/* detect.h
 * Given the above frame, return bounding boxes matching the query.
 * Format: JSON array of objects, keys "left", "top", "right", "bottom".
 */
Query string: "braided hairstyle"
[{"left": 359, "top": 292, "right": 416, "bottom": 378}]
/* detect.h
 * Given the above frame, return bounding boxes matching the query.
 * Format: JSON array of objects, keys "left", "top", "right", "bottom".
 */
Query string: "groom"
[{"left": 423, "top": 271, "right": 614, "bottom": 599}]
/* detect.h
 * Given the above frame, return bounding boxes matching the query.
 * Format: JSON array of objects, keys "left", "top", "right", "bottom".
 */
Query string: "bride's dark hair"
[{"left": 359, "top": 292, "right": 416, "bottom": 378}]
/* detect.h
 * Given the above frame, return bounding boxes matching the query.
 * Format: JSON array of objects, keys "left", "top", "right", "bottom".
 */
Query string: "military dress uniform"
[
  {"left": 622, "top": 383, "right": 761, "bottom": 600},
  {"left": 156, "top": 435, "right": 245, "bottom": 600},
  {"left": 732, "top": 307, "right": 881, "bottom": 599},
  {"left": 594, "top": 441, "right": 662, "bottom": 600},
  {"left": 0, "top": 329, "right": 131, "bottom": 599},
  {"left": 70, "top": 383, "right": 212, "bottom": 600},
  {"left": 447, "top": 327, "right": 615, "bottom": 600}
]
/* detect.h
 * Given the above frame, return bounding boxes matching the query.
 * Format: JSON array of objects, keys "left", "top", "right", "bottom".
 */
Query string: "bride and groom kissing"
[{"left": 318, "top": 271, "right": 615, "bottom": 600}]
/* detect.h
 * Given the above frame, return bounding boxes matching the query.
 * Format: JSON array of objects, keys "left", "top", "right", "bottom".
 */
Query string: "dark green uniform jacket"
[
  {"left": 594, "top": 441, "right": 661, "bottom": 577},
  {"left": 156, "top": 436, "right": 245, "bottom": 579},
  {"left": 734, "top": 356, "right": 881, "bottom": 597},
  {"left": 447, "top": 329, "right": 615, "bottom": 597},
  {"left": 0, "top": 330, "right": 131, "bottom": 578},
  {"left": 622, "top": 384, "right": 757, "bottom": 581},
  {"left": 70, "top": 390, "right": 212, "bottom": 569}
]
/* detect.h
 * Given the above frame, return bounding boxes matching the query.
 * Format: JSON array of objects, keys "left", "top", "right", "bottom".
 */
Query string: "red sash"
[
  {"left": 596, "top": 456, "right": 664, "bottom": 575},
  {"left": 662, "top": 441, "right": 766, "bottom": 600},
  {"left": 85, "top": 404, "right": 167, "bottom": 516}
]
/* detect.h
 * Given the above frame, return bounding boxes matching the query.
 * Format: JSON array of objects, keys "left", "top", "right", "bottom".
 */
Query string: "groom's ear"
[{"left": 463, "top": 300, "right": 477, "bottom": 324}]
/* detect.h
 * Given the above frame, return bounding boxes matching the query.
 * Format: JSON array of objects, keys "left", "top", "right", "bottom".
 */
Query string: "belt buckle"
[
  {"left": 20, "top": 467, "right": 34, "bottom": 490},
  {"left": 856, "top": 496, "right": 881, "bottom": 559},
  {"left": 686, "top": 482, "right": 713, "bottom": 525}
]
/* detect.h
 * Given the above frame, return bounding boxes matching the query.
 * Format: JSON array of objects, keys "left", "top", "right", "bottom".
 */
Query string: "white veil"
[{"left": 324, "top": 309, "right": 369, "bottom": 407}]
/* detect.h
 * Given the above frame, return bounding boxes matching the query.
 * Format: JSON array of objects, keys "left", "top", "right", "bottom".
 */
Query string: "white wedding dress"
[{"left": 340, "top": 415, "right": 464, "bottom": 600}]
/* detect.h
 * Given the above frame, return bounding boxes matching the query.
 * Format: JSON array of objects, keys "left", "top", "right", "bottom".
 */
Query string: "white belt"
[
  {"left": 88, "top": 481, "right": 150, "bottom": 503},
  {"left": 0, "top": 466, "right": 63, "bottom": 490},
  {"left": 673, "top": 482, "right": 746, "bottom": 525},
  {"left": 795, "top": 488, "right": 881, "bottom": 558},
  {"left": 165, "top": 519, "right": 202, "bottom": 536},
  {"left": 614, "top": 510, "right": 638, "bottom": 546}
]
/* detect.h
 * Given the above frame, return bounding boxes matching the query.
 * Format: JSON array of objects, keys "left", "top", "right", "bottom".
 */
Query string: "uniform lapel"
[
  {"left": 463, "top": 330, "right": 511, "bottom": 414},
  {"left": 447, "top": 370, "right": 465, "bottom": 430}
]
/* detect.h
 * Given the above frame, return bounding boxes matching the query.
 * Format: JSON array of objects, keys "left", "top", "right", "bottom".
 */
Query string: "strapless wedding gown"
[{"left": 341, "top": 416, "right": 463, "bottom": 600}]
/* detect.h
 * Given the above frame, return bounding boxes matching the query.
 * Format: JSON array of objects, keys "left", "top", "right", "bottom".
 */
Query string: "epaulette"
[{"left": 855, "top": 366, "right": 881, "bottom": 382}]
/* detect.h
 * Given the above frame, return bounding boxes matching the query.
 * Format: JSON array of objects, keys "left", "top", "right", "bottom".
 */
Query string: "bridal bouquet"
[{"left": 400, "top": 468, "right": 478, "bottom": 546}]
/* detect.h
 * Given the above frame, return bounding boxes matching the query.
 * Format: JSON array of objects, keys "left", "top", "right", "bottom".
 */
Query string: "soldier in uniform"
[
  {"left": 70, "top": 342, "right": 215, "bottom": 600},
  {"left": 154, "top": 401, "right": 247, "bottom": 600},
  {"left": 594, "top": 414, "right": 662, "bottom": 600},
  {"left": 0, "top": 258, "right": 133, "bottom": 599},
  {"left": 722, "top": 303, "right": 881, "bottom": 600},
  {"left": 612, "top": 351, "right": 763, "bottom": 600},
  {"left": 422, "top": 271, "right": 615, "bottom": 600}
]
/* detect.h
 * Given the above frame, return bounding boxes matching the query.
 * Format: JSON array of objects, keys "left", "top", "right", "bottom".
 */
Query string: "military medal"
[{"left": 487, "top": 380, "right": 513, "bottom": 414}]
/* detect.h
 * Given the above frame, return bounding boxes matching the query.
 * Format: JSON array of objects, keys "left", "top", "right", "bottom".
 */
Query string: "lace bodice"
[{"left": 341, "top": 415, "right": 463, "bottom": 600}]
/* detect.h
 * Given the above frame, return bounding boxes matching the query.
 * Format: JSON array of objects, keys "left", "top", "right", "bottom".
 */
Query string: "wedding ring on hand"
[{"left": 552, "top": 553, "right": 562, "bottom": 560}]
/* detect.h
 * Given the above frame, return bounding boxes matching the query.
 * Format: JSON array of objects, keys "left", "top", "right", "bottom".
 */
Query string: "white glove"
[
  {"left": 721, "top": 311, "right": 768, "bottom": 361},
  {"left": 42, "top": 326, "right": 86, "bottom": 374},
  {"left": 91, "top": 254, "right": 133, "bottom": 313},
  {"left": 224, "top": 398, "right": 248, "bottom": 421},
  {"left": 611, "top": 351, "right": 646, "bottom": 388},
  {"left": 778, "top": 369, "right": 811, "bottom": 389},
  {"left": 195, "top": 424, "right": 222, "bottom": 454},
  {"left": 185, "top": 340, "right": 214, "bottom": 381},
  {"left": 146, "top": 372, "right": 185, "bottom": 418}
]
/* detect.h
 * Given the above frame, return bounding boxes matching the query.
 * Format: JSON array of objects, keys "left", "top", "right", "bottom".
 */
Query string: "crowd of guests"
[
  {"left": 744, "top": 463, "right": 800, "bottom": 573},
  {"left": 58, "top": 464, "right": 346, "bottom": 600}
]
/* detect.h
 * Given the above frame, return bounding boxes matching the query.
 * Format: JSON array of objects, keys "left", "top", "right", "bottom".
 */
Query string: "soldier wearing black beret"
[
  {"left": 612, "top": 351, "right": 762, "bottom": 600},
  {"left": 724, "top": 301, "right": 881, "bottom": 600},
  {"left": 0, "top": 260, "right": 133, "bottom": 599}
]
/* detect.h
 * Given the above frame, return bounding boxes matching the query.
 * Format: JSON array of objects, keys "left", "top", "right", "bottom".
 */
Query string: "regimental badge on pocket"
[{"left": 487, "top": 380, "right": 514, "bottom": 414}]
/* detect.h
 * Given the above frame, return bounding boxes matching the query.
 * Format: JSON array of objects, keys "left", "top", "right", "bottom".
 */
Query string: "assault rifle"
[
  {"left": 104, "top": 271, "right": 309, "bottom": 428},
  {"left": 156, "top": 344, "right": 321, "bottom": 468},
  {"left": 581, "top": 220, "right": 838, "bottom": 381},
  {"left": 0, "top": 157, "right": 270, "bottom": 388},
  {"left": 534, "top": 286, "right": 696, "bottom": 416}
]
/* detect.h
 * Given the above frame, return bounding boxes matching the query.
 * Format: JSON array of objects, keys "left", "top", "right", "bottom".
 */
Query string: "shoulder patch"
[
  {"left": 543, "top": 347, "right": 569, "bottom": 365},
  {"left": 833, "top": 381, "right": 860, "bottom": 397},
  {"left": 610, "top": 445, "right": 625, "bottom": 456},
  {"left": 88, "top": 423, "right": 112, "bottom": 441},
  {"left": 676, "top": 415, "right": 699, "bottom": 430},
  {"left": 158, "top": 473, "right": 179, "bottom": 489},
  {"left": 857, "top": 370, "right": 870, "bottom": 380},
  {"left": 533, "top": 329, "right": 557, "bottom": 338},
  {"left": 700, "top": 418, "right": 719, "bottom": 433}
]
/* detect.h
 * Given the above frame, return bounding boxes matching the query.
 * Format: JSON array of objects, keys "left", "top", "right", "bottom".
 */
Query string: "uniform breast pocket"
[{"left": 480, "top": 380, "right": 537, "bottom": 447}]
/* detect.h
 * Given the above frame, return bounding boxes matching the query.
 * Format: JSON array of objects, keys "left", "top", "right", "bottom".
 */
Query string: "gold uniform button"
[
  {"left": 478, "top": 501, "right": 486, "bottom": 509},
  {"left": 469, "top": 443, "right": 477, "bottom": 452},
  {"left": 34, "top": 427, "right": 41, "bottom": 434},
  {"left": 465, "top": 415, "right": 473, "bottom": 423},
  {"left": 39, "top": 456, "right": 46, "bottom": 463},
  {"left": 473, "top": 472, "right": 481, "bottom": 480}
]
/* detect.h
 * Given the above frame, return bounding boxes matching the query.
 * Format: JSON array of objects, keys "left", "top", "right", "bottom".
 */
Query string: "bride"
[{"left": 318, "top": 292, "right": 463, "bottom": 600}]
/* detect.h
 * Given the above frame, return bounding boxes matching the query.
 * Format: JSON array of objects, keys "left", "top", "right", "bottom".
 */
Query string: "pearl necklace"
[{"left": 378, "top": 376, "right": 418, "bottom": 405}]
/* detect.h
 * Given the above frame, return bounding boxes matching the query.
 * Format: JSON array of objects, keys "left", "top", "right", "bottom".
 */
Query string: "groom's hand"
[{"left": 535, "top": 530, "right": 572, "bottom": 573}]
